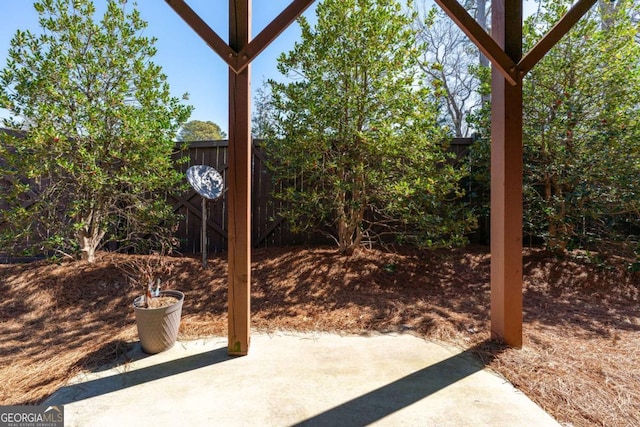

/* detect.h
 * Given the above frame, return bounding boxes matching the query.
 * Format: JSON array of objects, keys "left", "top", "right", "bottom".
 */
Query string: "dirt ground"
[{"left": 1, "top": 245, "right": 638, "bottom": 427}]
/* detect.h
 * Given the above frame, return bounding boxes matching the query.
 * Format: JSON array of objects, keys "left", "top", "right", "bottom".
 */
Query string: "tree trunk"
[
  {"left": 77, "top": 214, "right": 105, "bottom": 263},
  {"left": 547, "top": 179, "right": 568, "bottom": 253},
  {"left": 335, "top": 168, "right": 368, "bottom": 255},
  {"left": 338, "top": 215, "right": 349, "bottom": 254}
]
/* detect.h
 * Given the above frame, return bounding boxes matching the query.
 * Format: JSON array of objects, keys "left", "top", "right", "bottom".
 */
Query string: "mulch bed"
[{"left": 0, "top": 245, "right": 638, "bottom": 427}]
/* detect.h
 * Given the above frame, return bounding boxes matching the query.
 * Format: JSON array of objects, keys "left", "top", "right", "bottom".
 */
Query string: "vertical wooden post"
[
  {"left": 490, "top": 0, "right": 523, "bottom": 347},
  {"left": 227, "top": 0, "right": 251, "bottom": 356}
]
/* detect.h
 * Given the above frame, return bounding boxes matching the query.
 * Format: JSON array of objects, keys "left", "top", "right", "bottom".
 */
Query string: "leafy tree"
[
  {"left": 524, "top": 0, "right": 640, "bottom": 251},
  {"left": 469, "top": 0, "right": 640, "bottom": 251},
  {"left": 261, "top": 0, "right": 473, "bottom": 254},
  {"left": 0, "top": 0, "right": 192, "bottom": 262},
  {"left": 177, "top": 120, "right": 226, "bottom": 141}
]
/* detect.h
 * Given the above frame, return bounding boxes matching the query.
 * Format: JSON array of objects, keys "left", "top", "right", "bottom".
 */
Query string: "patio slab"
[{"left": 45, "top": 332, "right": 560, "bottom": 427}]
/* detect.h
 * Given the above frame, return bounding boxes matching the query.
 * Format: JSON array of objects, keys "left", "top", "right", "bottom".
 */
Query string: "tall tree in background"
[
  {"left": 0, "top": 0, "right": 192, "bottom": 262},
  {"left": 413, "top": 0, "right": 489, "bottom": 137},
  {"left": 252, "top": 86, "right": 273, "bottom": 140},
  {"left": 177, "top": 120, "right": 226, "bottom": 141},
  {"left": 261, "top": 0, "right": 473, "bottom": 254}
]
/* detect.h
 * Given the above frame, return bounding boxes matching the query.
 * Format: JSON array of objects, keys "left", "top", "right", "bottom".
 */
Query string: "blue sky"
[
  {"left": 0, "top": 0, "right": 319, "bottom": 134},
  {"left": 0, "top": 1, "right": 537, "bottom": 134}
]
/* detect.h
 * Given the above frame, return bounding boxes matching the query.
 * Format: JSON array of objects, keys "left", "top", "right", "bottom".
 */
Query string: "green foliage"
[
  {"left": 260, "top": 0, "right": 474, "bottom": 253},
  {"left": 468, "top": 0, "right": 640, "bottom": 251},
  {"left": 0, "top": 0, "right": 192, "bottom": 262},
  {"left": 177, "top": 120, "right": 226, "bottom": 141},
  {"left": 522, "top": 0, "right": 640, "bottom": 251}
]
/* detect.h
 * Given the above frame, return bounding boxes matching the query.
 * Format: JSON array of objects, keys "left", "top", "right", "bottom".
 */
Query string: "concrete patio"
[{"left": 45, "top": 332, "right": 560, "bottom": 426}]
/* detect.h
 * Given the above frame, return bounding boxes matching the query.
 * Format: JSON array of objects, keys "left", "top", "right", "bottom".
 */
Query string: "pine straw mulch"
[{"left": 0, "top": 245, "right": 638, "bottom": 427}]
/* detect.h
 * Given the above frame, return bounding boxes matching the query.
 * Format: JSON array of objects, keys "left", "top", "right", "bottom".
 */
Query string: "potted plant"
[{"left": 121, "top": 250, "right": 185, "bottom": 354}]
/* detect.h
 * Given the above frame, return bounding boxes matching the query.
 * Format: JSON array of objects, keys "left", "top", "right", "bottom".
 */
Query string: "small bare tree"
[{"left": 413, "top": 1, "right": 490, "bottom": 137}]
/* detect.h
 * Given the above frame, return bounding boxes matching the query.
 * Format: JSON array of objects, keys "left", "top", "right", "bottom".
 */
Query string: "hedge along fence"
[
  {"left": 0, "top": 129, "right": 51, "bottom": 262},
  {"left": 0, "top": 132, "right": 324, "bottom": 258},
  {"left": 173, "top": 137, "right": 475, "bottom": 254},
  {"left": 0, "top": 129, "right": 474, "bottom": 257}
]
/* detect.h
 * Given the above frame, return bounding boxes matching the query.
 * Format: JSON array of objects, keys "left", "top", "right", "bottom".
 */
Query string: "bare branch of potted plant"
[{"left": 118, "top": 247, "right": 185, "bottom": 354}]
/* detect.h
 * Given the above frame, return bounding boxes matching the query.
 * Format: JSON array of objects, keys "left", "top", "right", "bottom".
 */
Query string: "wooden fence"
[
  {"left": 0, "top": 129, "right": 474, "bottom": 256},
  {"left": 171, "top": 140, "right": 306, "bottom": 254},
  {"left": 173, "top": 138, "right": 474, "bottom": 254}
]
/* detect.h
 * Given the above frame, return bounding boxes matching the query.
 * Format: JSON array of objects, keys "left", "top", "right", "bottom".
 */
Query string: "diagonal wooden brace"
[
  {"left": 434, "top": 0, "right": 518, "bottom": 85},
  {"left": 165, "top": 0, "right": 313, "bottom": 74},
  {"left": 235, "top": 0, "right": 315, "bottom": 73},
  {"left": 518, "top": 0, "right": 597, "bottom": 74},
  {"left": 165, "top": 0, "right": 238, "bottom": 70}
]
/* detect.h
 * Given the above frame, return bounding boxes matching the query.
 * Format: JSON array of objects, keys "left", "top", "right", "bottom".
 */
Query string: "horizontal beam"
[
  {"left": 434, "top": 0, "right": 518, "bottom": 85},
  {"left": 518, "top": 0, "right": 597, "bottom": 74}
]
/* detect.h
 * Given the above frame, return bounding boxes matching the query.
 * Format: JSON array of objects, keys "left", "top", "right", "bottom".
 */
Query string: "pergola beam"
[
  {"left": 490, "top": 0, "right": 523, "bottom": 347},
  {"left": 436, "top": 0, "right": 524, "bottom": 347},
  {"left": 165, "top": 0, "right": 236, "bottom": 69},
  {"left": 235, "top": 0, "right": 315, "bottom": 73},
  {"left": 165, "top": 0, "right": 315, "bottom": 356},
  {"left": 165, "top": 0, "right": 313, "bottom": 75},
  {"left": 436, "top": 0, "right": 598, "bottom": 347},
  {"left": 434, "top": 0, "right": 518, "bottom": 85},
  {"left": 518, "top": 0, "right": 597, "bottom": 74},
  {"left": 226, "top": 0, "right": 252, "bottom": 356}
]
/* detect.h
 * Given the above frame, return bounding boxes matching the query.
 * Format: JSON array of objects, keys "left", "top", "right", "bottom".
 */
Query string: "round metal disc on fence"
[
  {"left": 186, "top": 165, "right": 224, "bottom": 200},
  {"left": 186, "top": 164, "right": 223, "bottom": 268}
]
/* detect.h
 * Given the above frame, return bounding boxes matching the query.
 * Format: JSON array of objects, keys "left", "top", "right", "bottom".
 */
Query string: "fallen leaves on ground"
[{"left": 0, "top": 245, "right": 638, "bottom": 427}]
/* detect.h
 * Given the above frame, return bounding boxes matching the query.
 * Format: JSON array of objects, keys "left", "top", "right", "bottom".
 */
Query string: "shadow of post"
[
  {"left": 44, "top": 346, "right": 231, "bottom": 406},
  {"left": 292, "top": 341, "right": 506, "bottom": 427}
]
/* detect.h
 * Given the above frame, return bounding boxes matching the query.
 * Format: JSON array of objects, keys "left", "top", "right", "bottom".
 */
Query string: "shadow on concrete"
[
  {"left": 293, "top": 341, "right": 505, "bottom": 427},
  {"left": 45, "top": 345, "right": 231, "bottom": 406}
]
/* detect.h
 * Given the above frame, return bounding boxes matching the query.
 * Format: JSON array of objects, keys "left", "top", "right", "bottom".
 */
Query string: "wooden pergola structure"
[{"left": 165, "top": 0, "right": 600, "bottom": 355}]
